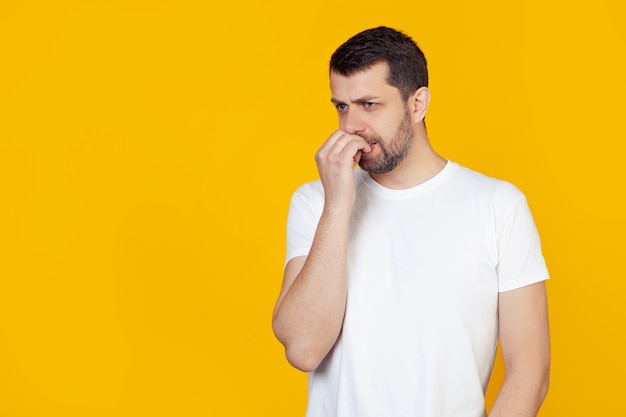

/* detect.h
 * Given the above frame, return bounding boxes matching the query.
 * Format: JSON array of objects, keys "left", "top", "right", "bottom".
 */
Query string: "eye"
[
  {"left": 364, "top": 102, "right": 377, "bottom": 109},
  {"left": 336, "top": 103, "right": 348, "bottom": 112}
]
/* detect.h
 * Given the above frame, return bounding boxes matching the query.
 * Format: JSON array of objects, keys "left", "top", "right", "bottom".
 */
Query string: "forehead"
[{"left": 330, "top": 62, "right": 401, "bottom": 102}]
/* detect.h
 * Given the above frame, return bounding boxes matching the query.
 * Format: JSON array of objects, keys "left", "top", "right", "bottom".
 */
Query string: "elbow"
[
  {"left": 273, "top": 322, "right": 326, "bottom": 372},
  {"left": 529, "top": 359, "right": 551, "bottom": 408},
  {"left": 538, "top": 364, "right": 550, "bottom": 403},
  {"left": 535, "top": 352, "right": 551, "bottom": 404},
  {"left": 272, "top": 310, "right": 335, "bottom": 372},
  {"left": 284, "top": 344, "right": 324, "bottom": 372},
  {"left": 525, "top": 360, "right": 551, "bottom": 411}
]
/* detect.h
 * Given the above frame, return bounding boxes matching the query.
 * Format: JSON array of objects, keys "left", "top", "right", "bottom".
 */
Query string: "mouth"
[{"left": 356, "top": 134, "right": 377, "bottom": 153}]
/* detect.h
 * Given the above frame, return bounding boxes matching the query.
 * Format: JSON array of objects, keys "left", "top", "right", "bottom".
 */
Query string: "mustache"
[{"left": 355, "top": 133, "right": 380, "bottom": 144}]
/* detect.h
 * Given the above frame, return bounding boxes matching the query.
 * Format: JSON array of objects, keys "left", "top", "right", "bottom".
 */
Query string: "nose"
[{"left": 341, "top": 109, "right": 366, "bottom": 134}]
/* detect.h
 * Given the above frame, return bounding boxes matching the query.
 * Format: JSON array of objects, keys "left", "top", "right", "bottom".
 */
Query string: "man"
[{"left": 272, "top": 26, "right": 550, "bottom": 417}]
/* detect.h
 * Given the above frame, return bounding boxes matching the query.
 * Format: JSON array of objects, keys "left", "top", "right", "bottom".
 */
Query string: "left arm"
[{"left": 490, "top": 281, "right": 550, "bottom": 417}]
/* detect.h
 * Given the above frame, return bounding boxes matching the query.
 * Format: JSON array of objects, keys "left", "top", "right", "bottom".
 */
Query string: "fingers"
[
  {"left": 316, "top": 131, "right": 371, "bottom": 168},
  {"left": 314, "top": 131, "right": 371, "bottom": 209}
]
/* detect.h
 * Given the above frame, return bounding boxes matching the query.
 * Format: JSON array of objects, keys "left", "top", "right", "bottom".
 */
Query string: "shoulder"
[
  {"left": 291, "top": 178, "right": 324, "bottom": 203},
  {"left": 450, "top": 162, "right": 526, "bottom": 206},
  {"left": 288, "top": 178, "right": 325, "bottom": 222},
  {"left": 291, "top": 169, "right": 363, "bottom": 206}
]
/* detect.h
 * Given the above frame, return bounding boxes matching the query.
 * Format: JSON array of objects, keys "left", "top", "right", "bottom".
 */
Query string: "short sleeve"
[
  {"left": 496, "top": 196, "right": 549, "bottom": 292},
  {"left": 284, "top": 181, "right": 325, "bottom": 268}
]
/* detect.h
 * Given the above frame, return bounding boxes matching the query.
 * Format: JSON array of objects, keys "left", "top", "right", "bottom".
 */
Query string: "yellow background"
[{"left": 1, "top": 0, "right": 624, "bottom": 415}]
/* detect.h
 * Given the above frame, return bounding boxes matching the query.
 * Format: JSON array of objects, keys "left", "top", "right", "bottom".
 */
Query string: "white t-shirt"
[{"left": 285, "top": 161, "right": 549, "bottom": 417}]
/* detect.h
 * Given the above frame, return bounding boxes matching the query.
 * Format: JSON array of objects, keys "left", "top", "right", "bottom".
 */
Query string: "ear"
[{"left": 408, "top": 87, "right": 430, "bottom": 123}]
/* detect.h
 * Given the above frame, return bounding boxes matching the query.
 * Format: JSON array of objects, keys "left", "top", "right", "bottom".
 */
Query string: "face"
[
  {"left": 356, "top": 108, "right": 413, "bottom": 174},
  {"left": 330, "top": 62, "right": 415, "bottom": 174}
]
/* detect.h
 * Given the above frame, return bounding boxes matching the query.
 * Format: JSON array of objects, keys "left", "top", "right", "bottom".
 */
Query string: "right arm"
[{"left": 272, "top": 131, "right": 371, "bottom": 372}]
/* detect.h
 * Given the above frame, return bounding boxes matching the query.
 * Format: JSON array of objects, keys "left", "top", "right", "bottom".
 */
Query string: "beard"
[{"left": 357, "top": 109, "right": 414, "bottom": 174}]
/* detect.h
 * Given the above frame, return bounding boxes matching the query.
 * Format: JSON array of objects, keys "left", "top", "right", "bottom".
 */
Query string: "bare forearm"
[
  {"left": 272, "top": 206, "right": 351, "bottom": 371},
  {"left": 274, "top": 130, "right": 370, "bottom": 371}
]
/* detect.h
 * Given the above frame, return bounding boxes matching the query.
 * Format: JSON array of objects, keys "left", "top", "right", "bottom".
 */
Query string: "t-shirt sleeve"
[
  {"left": 496, "top": 195, "right": 549, "bottom": 292},
  {"left": 284, "top": 182, "right": 324, "bottom": 268}
]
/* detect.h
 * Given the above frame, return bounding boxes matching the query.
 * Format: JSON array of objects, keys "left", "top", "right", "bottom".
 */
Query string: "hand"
[{"left": 315, "top": 130, "right": 371, "bottom": 211}]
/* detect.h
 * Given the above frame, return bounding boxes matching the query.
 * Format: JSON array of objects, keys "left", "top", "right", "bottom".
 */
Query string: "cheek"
[
  {"left": 374, "top": 122, "right": 399, "bottom": 140},
  {"left": 375, "top": 111, "right": 405, "bottom": 135}
]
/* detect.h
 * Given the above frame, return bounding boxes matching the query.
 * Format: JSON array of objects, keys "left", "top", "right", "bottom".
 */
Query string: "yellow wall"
[{"left": 1, "top": 0, "right": 624, "bottom": 415}]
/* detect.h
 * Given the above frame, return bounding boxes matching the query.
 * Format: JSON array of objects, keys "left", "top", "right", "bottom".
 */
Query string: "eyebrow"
[{"left": 331, "top": 95, "right": 380, "bottom": 105}]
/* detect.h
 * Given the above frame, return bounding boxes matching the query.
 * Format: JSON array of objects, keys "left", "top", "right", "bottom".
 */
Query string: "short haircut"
[{"left": 330, "top": 26, "right": 428, "bottom": 101}]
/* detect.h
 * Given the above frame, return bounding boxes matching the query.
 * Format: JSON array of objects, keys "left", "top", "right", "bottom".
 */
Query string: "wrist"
[{"left": 322, "top": 198, "right": 354, "bottom": 218}]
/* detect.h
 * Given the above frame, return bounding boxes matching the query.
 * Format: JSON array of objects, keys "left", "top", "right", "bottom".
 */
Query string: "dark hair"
[{"left": 330, "top": 26, "right": 428, "bottom": 101}]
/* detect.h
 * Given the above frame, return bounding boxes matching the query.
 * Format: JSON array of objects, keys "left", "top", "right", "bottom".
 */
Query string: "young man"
[{"left": 273, "top": 26, "right": 550, "bottom": 417}]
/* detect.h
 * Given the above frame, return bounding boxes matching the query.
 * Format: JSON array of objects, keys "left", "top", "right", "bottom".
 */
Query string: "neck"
[{"left": 369, "top": 125, "right": 447, "bottom": 190}]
